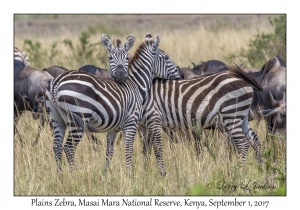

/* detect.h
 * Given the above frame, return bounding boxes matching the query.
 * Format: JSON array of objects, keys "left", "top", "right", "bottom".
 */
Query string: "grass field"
[{"left": 14, "top": 14, "right": 286, "bottom": 196}]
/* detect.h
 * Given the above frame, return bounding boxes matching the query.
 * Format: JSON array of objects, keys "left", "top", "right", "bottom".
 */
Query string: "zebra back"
[{"left": 14, "top": 47, "right": 30, "bottom": 67}]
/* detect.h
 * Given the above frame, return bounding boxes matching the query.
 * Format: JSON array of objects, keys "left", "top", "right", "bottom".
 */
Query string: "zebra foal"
[{"left": 44, "top": 33, "right": 183, "bottom": 176}]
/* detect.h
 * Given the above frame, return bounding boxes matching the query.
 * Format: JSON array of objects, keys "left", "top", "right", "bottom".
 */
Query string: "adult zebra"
[
  {"left": 138, "top": 66, "right": 263, "bottom": 166},
  {"left": 14, "top": 47, "right": 30, "bottom": 67},
  {"left": 44, "top": 33, "right": 184, "bottom": 176}
]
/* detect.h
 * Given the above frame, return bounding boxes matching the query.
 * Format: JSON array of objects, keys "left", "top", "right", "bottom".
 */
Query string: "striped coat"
[
  {"left": 140, "top": 66, "right": 263, "bottom": 166},
  {"left": 45, "top": 34, "right": 183, "bottom": 176}
]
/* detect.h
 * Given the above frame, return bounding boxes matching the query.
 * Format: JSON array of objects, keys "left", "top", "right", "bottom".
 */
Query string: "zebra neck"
[{"left": 128, "top": 61, "right": 153, "bottom": 104}]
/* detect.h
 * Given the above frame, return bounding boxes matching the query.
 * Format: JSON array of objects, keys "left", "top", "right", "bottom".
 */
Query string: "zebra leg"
[
  {"left": 192, "top": 130, "right": 202, "bottom": 160},
  {"left": 63, "top": 126, "right": 84, "bottom": 171},
  {"left": 163, "top": 127, "right": 175, "bottom": 149},
  {"left": 123, "top": 124, "right": 138, "bottom": 175},
  {"left": 139, "top": 125, "right": 153, "bottom": 172},
  {"left": 104, "top": 131, "right": 117, "bottom": 174},
  {"left": 140, "top": 125, "right": 152, "bottom": 157},
  {"left": 86, "top": 132, "right": 98, "bottom": 151},
  {"left": 242, "top": 117, "right": 263, "bottom": 165},
  {"left": 226, "top": 124, "right": 250, "bottom": 166},
  {"left": 47, "top": 101, "right": 66, "bottom": 175},
  {"left": 148, "top": 122, "right": 166, "bottom": 176}
]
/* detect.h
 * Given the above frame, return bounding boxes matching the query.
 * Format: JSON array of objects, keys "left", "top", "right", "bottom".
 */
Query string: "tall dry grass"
[{"left": 14, "top": 14, "right": 286, "bottom": 196}]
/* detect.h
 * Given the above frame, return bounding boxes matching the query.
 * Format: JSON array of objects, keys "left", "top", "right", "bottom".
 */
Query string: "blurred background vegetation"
[{"left": 14, "top": 14, "right": 286, "bottom": 71}]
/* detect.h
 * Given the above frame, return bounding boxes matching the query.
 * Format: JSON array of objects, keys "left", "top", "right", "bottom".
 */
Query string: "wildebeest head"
[
  {"left": 102, "top": 34, "right": 135, "bottom": 83},
  {"left": 260, "top": 91, "right": 286, "bottom": 134},
  {"left": 78, "top": 64, "right": 111, "bottom": 79},
  {"left": 191, "top": 60, "right": 229, "bottom": 76}
]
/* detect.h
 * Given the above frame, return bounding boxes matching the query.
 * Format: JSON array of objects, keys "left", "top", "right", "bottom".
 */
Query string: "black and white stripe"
[
  {"left": 14, "top": 47, "right": 30, "bottom": 67},
  {"left": 141, "top": 66, "right": 263, "bottom": 166},
  {"left": 45, "top": 33, "right": 183, "bottom": 176}
]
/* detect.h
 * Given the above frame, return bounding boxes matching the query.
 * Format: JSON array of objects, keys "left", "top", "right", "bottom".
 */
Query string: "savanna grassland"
[{"left": 14, "top": 14, "right": 286, "bottom": 196}]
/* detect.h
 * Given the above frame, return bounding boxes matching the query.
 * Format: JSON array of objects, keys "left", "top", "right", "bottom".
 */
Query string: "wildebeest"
[
  {"left": 78, "top": 64, "right": 111, "bottom": 79},
  {"left": 43, "top": 65, "right": 69, "bottom": 78},
  {"left": 180, "top": 60, "right": 229, "bottom": 80},
  {"left": 14, "top": 64, "right": 53, "bottom": 145},
  {"left": 191, "top": 60, "right": 229, "bottom": 76},
  {"left": 245, "top": 56, "right": 286, "bottom": 135}
]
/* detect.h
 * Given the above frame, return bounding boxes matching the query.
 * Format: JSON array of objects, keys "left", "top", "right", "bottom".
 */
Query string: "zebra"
[
  {"left": 44, "top": 33, "right": 184, "bottom": 176},
  {"left": 138, "top": 65, "right": 263, "bottom": 166},
  {"left": 14, "top": 47, "right": 30, "bottom": 67}
]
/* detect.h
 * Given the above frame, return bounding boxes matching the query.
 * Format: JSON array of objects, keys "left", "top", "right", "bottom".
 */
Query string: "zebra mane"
[
  {"left": 229, "top": 64, "right": 263, "bottom": 91},
  {"left": 116, "top": 39, "right": 121, "bottom": 47},
  {"left": 129, "top": 41, "right": 154, "bottom": 67}
]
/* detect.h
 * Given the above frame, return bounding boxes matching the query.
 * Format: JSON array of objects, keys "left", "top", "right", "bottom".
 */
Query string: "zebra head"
[
  {"left": 145, "top": 33, "right": 184, "bottom": 81},
  {"left": 102, "top": 34, "right": 135, "bottom": 83}
]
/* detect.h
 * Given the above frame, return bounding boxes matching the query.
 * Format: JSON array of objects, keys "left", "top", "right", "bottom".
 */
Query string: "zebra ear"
[
  {"left": 102, "top": 34, "right": 113, "bottom": 52},
  {"left": 124, "top": 34, "right": 135, "bottom": 52},
  {"left": 152, "top": 34, "right": 160, "bottom": 52}
]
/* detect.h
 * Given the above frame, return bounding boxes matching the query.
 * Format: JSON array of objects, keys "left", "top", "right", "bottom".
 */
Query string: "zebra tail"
[
  {"left": 230, "top": 64, "right": 263, "bottom": 91},
  {"left": 54, "top": 102, "right": 102, "bottom": 133}
]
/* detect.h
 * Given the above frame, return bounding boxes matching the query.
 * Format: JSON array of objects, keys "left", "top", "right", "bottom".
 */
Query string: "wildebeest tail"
[{"left": 229, "top": 64, "right": 263, "bottom": 91}]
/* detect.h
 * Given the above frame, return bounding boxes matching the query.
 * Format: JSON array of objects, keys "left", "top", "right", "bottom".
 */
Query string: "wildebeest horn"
[
  {"left": 239, "top": 62, "right": 244, "bottom": 67},
  {"left": 269, "top": 91, "right": 277, "bottom": 108},
  {"left": 259, "top": 109, "right": 276, "bottom": 117},
  {"left": 191, "top": 62, "right": 196, "bottom": 68},
  {"left": 199, "top": 66, "right": 204, "bottom": 75}
]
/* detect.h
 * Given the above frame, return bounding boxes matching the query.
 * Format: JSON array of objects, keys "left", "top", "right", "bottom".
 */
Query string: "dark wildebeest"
[
  {"left": 43, "top": 66, "right": 69, "bottom": 78},
  {"left": 14, "top": 65, "right": 53, "bottom": 146},
  {"left": 180, "top": 60, "right": 229, "bottom": 80},
  {"left": 78, "top": 64, "right": 111, "bottom": 79},
  {"left": 245, "top": 56, "right": 286, "bottom": 135}
]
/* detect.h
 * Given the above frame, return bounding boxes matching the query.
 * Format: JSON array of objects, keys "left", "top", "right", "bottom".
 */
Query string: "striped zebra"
[
  {"left": 14, "top": 47, "right": 30, "bottom": 67},
  {"left": 139, "top": 65, "right": 263, "bottom": 166},
  {"left": 44, "top": 33, "right": 183, "bottom": 176}
]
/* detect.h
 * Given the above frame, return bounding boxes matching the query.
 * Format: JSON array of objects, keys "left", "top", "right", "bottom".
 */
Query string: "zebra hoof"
[{"left": 160, "top": 171, "right": 166, "bottom": 176}]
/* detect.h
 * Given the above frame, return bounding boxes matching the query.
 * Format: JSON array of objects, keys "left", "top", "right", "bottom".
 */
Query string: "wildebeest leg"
[
  {"left": 32, "top": 113, "right": 45, "bottom": 146},
  {"left": 14, "top": 114, "right": 24, "bottom": 147},
  {"left": 104, "top": 131, "right": 117, "bottom": 174}
]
